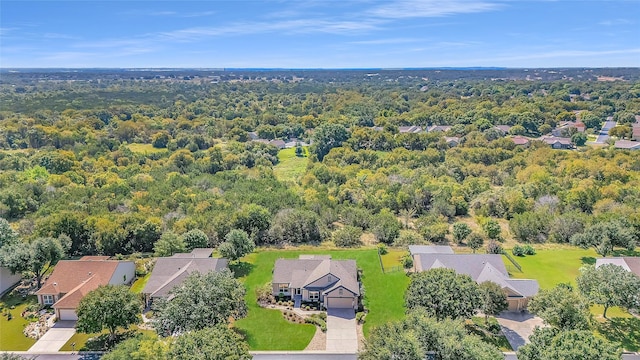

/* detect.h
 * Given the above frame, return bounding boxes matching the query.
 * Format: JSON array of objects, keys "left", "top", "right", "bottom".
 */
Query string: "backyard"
[{"left": 233, "top": 247, "right": 410, "bottom": 350}]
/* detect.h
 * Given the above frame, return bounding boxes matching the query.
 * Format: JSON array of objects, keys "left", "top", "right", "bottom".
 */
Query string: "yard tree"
[
  {"left": 406, "top": 268, "right": 480, "bottom": 320},
  {"left": 571, "top": 132, "right": 587, "bottom": 146},
  {"left": 181, "top": 229, "right": 209, "bottom": 250},
  {"left": 452, "top": 222, "right": 472, "bottom": 244},
  {"left": 153, "top": 269, "right": 247, "bottom": 336},
  {"left": 0, "top": 237, "right": 65, "bottom": 288},
  {"left": 359, "top": 321, "right": 423, "bottom": 360},
  {"left": 169, "top": 326, "right": 252, "bottom": 360},
  {"left": 517, "top": 327, "right": 621, "bottom": 360},
  {"left": 479, "top": 281, "right": 508, "bottom": 323},
  {"left": 372, "top": 209, "right": 401, "bottom": 245},
  {"left": 218, "top": 229, "right": 255, "bottom": 262},
  {"left": 311, "top": 123, "right": 349, "bottom": 160},
  {"left": 467, "top": 232, "right": 484, "bottom": 253},
  {"left": 576, "top": 264, "right": 640, "bottom": 318},
  {"left": 102, "top": 334, "right": 170, "bottom": 360},
  {"left": 76, "top": 285, "right": 141, "bottom": 342},
  {"left": 528, "top": 284, "right": 591, "bottom": 330},
  {"left": 570, "top": 220, "right": 636, "bottom": 257},
  {"left": 153, "top": 231, "right": 186, "bottom": 257}
]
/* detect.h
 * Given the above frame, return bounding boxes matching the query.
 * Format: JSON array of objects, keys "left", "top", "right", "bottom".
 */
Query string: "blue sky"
[{"left": 1, "top": 0, "right": 639, "bottom": 68}]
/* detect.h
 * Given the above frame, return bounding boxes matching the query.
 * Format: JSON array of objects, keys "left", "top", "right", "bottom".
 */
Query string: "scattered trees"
[
  {"left": 577, "top": 264, "right": 640, "bottom": 318},
  {"left": 570, "top": 220, "right": 636, "bottom": 257}
]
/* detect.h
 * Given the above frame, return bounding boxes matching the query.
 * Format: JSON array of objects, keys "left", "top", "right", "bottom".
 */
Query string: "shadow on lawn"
[
  {"left": 79, "top": 330, "right": 138, "bottom": 351},
  {"left": 581, "top": 256, "right": 596, "bottom": 265},
  {"left": 230, "top": 262, "right": 255, "bottom": 279},
  {"left": 596, "top": 317, "right": 640, "bottom": 351}
]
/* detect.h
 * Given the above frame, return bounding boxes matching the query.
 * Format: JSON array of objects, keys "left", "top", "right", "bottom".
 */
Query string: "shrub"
[
  {"left": 356, "top": 311, "right": 366, "bottom": 324},
  {"left": 487, "top": 240, "right": 503, "bottom": 254},
  {"left": 305, "top": 314, "right": 327, "bottom": 332},
  {"left": 523, "top": 244, "right": 536, "bottom": 255},
  {"left": 512, "top": 245, "right": 525, "bottom": 256},
  {"left": 377, "top": 243, "right": 388, "bottom": 255},
  {"left": 333, "top": 225, "right": 363, "bottom": 247},
  {"left": 402, "top": 255, "right": 414, "bottom": 269}
]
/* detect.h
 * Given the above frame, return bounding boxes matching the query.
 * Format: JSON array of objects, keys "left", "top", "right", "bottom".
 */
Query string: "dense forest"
[{"left": 0, "top": 68, "right": 639, "bottom": 258}]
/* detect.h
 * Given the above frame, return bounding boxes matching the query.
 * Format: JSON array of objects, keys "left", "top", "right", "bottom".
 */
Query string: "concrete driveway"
[
  {"left": 496, "top": 312, "right": 544, "bottom": 351},
  {"left": 326, "top": 309, "right": 357, "bottom": 353},
  {"left": 595, "top": 120, "right": 617, "bottom": 144},
  {"left": 27, "top": 321, "right": 76, "bottom": 353}
]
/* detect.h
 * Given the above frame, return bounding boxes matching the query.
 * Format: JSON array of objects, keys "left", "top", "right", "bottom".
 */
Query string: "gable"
[
  {"left": 325, "top": 285, "right": 357, "bottom": 297},
  {"left": 305, "top": 273, "right": 338, "bottom": 289}
]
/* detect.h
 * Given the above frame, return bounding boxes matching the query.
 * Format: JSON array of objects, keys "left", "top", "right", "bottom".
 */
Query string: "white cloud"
[
  {"left": 368, "top": 0, "right": 501, "bottom": 18},
  {"left": 350, "top": 38, "right": 421, "bottom": 45},
  {"left": 599, "top": 18, "right": 634, "bottom": 26}
]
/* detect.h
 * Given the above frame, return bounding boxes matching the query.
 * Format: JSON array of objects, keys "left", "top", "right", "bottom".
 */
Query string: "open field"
[
  {"left": 233, "top": 247, "right": 410, "bottom": 350},
  {"left": 0, "top": 294, "right": 38, "bottom": 351},
  {"left": 127, "top": 143, "right": 168, "bottom": 154},
  {"left": 273, "top": 147, "right": 309, "bottom": 183}
]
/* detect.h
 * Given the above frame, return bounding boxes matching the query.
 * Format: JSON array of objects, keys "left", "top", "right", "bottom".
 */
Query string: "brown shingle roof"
[{"left": 35, "top": 260, "right": 120, "bottom": 296}]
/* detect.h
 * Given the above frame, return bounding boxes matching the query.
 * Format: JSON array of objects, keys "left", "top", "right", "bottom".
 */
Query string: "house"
[
  {"left": 540, "top": 136, "right": 572, "bottom": 149},
  {"left": 410, "top": 246, "right": 539, "bottom": 311},
  {"left": 614, "top": 140, "right": 640, "bottom": 150},
  {"left": 493, "top": 125, "right": 512, "bottom": 135},
  {"left": 398, "top": 126, "right": 423, "bottom": 134},
  {"left": 510, "top": 136, "right": 530, "bottom": 147},
  {"left": 269, "top": 139, "right": 286, "bottom": 149},
  {"left": 0, "top": 266, "right": 21, "bottom": 295},
  {"left": 444, "top": 136, "right": 460, "bottom": 147},
  {"left": 552, "top": 121, "right": 585, "bottom": 137},
  {"left": 272, "top": 255, "right": 359, "bottom": 310},
  {"left": 596, "top": 257, "right": 640, "bottom": 277},
  {"left": 427, "top": 125, "right": 452, "bottom": 133},
  {"left": 35, "top": 256, "right": 135, "bottom": 321},
  {"left": 142, "top": 248, "right": 227, "bottom": 305}
]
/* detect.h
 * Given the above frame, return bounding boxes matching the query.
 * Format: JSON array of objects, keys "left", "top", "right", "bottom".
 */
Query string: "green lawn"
[
  {"left": 0, "top": 294, "right": 38, "bottom": 351},
  {"left": 60, "top": 326, "right": 155, "bottom": 351},
  {"left": 131, "top": 273, "right": 151, "bottom": 294},
  {"left": 233, "top": 248, "right": 410, "bottom": 350},
  {"left": 503, "top": 248, "right": 597, "bottom": 289},
  {"left": 273, "top": 147, "right": 309, "bottom": 183},
  {"left": 127, "top": 143, "right": 168, "bottom": 154}
]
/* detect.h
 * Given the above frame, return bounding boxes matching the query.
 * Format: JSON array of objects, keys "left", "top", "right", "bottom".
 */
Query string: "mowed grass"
[
  {"left": 60, "top": 327, "right": 155, "bottom": 351},
  {"left": 503, "top": 248, "right": 597, "bottom": 289},
  {"left": 127, "top": 143, "right": 168, "bottom": 154},
  {"left": 130, "top": 273, "right": 151, "bottom": 294},
  {"left": 273, "top": 147, "right": 308, "bottom": 183},
  {"left": 233, "top": 247, "right": 410, "bottom": 349},
  {"left": 0, "top": 294, "right": 38, "bottom": 351}
]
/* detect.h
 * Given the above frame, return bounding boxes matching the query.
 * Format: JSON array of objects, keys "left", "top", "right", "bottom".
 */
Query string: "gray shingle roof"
[
  {"left": 273, "top": 256, "right": 359, "bottom": 295},
  {"left": 409, "top": 245, "right": 454, "bottom": 255},
  {"left": 596, "top": 257, "right": 640, "bottom": 276}
]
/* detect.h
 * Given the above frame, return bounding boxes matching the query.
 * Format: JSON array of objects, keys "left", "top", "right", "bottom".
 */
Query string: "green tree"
[
  {"left": 478, "top": 281, "right": 508, "bottom": 323},
  {"left": 169, "top": 326, "right": 252, "bottom": 360},
  {"left": 181, "top": 229, "right": 209, "bottom": 250},
  {"left": 0, "top": 218, "right": 18, "bottom": 249},
  {"left": 528, "top": 284, "right": 591, "bottom": 330},
  {"left": 467, "top": 232, "right": 484, "bottom": 253},
  {"left": 571, "top": 132, "right": 587, "bottom": 146},
  {"left": 76, "top": 285, "right": 141, "bottom": 342},
  {"left": 570, "top": 220, "right": 636, "bottom": 257},
  {"left": 332, "top": 225, "right": 363, "bottom": 247},
  {"left": 151, "top": 131, "right": 170, "bottom": 149},
  {"left": 406, "top": 268, "right": 480, "bottom": 320},
  {"left": 267, "top": 208, "right": 321, "bottom": 245},
  {"left": 102, "top": 334, "right": 170, "bottom": 360},
  {"left": 481, "top": 219, "right": 501, "bottom": 240},
  {"left": 154, "top": 232, "right": 187, "bottom": 257},
  {"left": 232, "top": 203, "right": 271, "bottom": 242},
  {"left": 518, "top": 327, "right": 621, "bottom": 360},
  {"left": 577, "top": 264, "right": 640, "bottom": 318},
  {"left": 0, "top": 237, "right": 65, "bottom": 288},
  {"left": 359, "top": 321, "right": 423, "bottom": 360},
  {"left": 218, "top": 229, "right": 255, "bottom": 262},
  {"left": 311, "top": 123, "right": 349, "bottom": 160},
  {"left": 452, "top": 222, "right": 472, "bottom": 244},
  {"left": 509, "top": 211, "right": 552, "bottom": 243},
  {"left": 153, "top": 269, "right": 247, "bottom": 336},
  {"left": 372, "top": 209, "right": 401, "bottom": 244}
]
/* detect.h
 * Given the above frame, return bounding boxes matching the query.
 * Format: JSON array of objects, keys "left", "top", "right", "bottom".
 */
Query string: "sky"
[{"left": 1, "top": 0, "right": 639, "bottom": 68}]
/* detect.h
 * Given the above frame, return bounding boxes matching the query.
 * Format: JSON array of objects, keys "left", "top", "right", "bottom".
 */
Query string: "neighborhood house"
[
  {"left": 35, "top": 256, "right": 135, "bottom": 321},
  {"left": 142, "top": 248, "right": 228, "bottom": 305},
  {"left": 596, "top": 257, "right": 640, "bottom": 277},
  {"left": 272, "top": 255, "right": 360, "bottom": 311},
  {"left": 409, "top": 246, "right": 539, "bottom": 312}
]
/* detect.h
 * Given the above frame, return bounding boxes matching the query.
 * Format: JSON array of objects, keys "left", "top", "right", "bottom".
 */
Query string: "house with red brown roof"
[
  {"left": 510, "top": 136, "right": 530, "bottom": 147},
  {"left": 35, "top": 256, "right": 135, "bottom": 321}
]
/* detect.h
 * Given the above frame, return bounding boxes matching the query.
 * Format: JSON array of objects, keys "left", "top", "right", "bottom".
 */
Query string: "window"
[
  {"left": 309, "top": 291, "right": 319, "bottom": 301},
  {"left": 43, "top": 295, "right": 54, "bottom": 305},
  {"left": 278, "top": 284, "right": 289, "bottom": 293}
]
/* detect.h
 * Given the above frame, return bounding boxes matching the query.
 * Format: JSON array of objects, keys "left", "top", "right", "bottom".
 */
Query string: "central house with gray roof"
[
  {"left": 142, "top": 248, "right": 228, "bottom": 305},
  {"left": 272, "top": 255, "right": 360, "bottom": 310},
  {"left": 410, "top": 245, "right": 539, "bottom": 312}
]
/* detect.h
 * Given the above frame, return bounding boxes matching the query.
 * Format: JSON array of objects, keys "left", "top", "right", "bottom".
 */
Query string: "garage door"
[
  {"left": 327, "top": 297, "right": 353, "bottom": 309},
  {"left": 58, "top": 309, "right": 78, "bottom": 321}
]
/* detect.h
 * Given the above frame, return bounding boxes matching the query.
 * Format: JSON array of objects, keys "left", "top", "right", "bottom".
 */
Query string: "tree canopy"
[
  {"left": 76, "top": 285, "right": 141, "bottom": 341},
  {"left": 577, "top": 264, "right": 640, "bottom": 318}
]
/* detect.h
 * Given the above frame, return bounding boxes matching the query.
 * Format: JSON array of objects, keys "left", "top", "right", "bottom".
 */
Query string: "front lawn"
[
  {"left": 504, "top": 247, "right": 597, "bottom": 289},
  {"left": 233, "top": 248, "right": 410, "bottom": 350},
  {"left": 0, "top": 293, "right": 38, "bottom": 351},
  {"left": 60, "top": 326, "right": 155, "bottom": 351}
]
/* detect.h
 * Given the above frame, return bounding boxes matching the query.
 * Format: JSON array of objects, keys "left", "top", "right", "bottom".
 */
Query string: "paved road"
[
  {"left": 595, "top": 120, "right": 617, "bottom": 143},
  {"left": 252, "top": 352, "right": 357, "bottom": 360},
  {"left": 496, "top": 312, "right": 544, "bottom": 350},
  {"left": 28, "top": 321, "right": 76, "bottom": 353},
  {"left": 326, "top": 309, "right": 358, "bottom": 353}
]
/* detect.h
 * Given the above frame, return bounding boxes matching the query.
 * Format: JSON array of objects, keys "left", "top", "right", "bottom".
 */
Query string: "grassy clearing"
[
  {"left": 273, "top": 147, "right": 308, "bottom": 183},
  {"left": 0, "top": 294, "right": 38, "bottom": 351},
  {"left": 130, "top": 273, "right": 151, "bottom": 294},
  {"left": 503, "top": 248, "right": 597, "bottom": 289},
  {"left": 233, "top": 247, "right": 410, "bottom": 349},
  {"left": 380, "top": 249, "right": 406, "bottom": 270},
  {"left": 127, "top": 143, "right": 168, "bottom": 154}
]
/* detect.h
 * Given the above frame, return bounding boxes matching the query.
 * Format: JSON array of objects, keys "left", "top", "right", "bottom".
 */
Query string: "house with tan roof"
[
  {"left": 272, "top": 255, "right": 360, "bottom": 311},
  {"left": 142, "top": 248, "right": 227, "bottom": 305},
  {"left": 410, "top": 246, "right": 539, "bottom": 312},
  {"left": 35, "top": 256, "right": 135, "bottom": 321},
  {"left": 614, "top": 140, "right": 640, "bottom": 150}
]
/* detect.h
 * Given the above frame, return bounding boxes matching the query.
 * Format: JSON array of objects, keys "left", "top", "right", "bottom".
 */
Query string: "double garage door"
[
  {"left": 326, "top": 297, "right": 353, "bottom": 309},
  {"left": 57, "top": 309, "right": 78, "bottom": 321}
]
